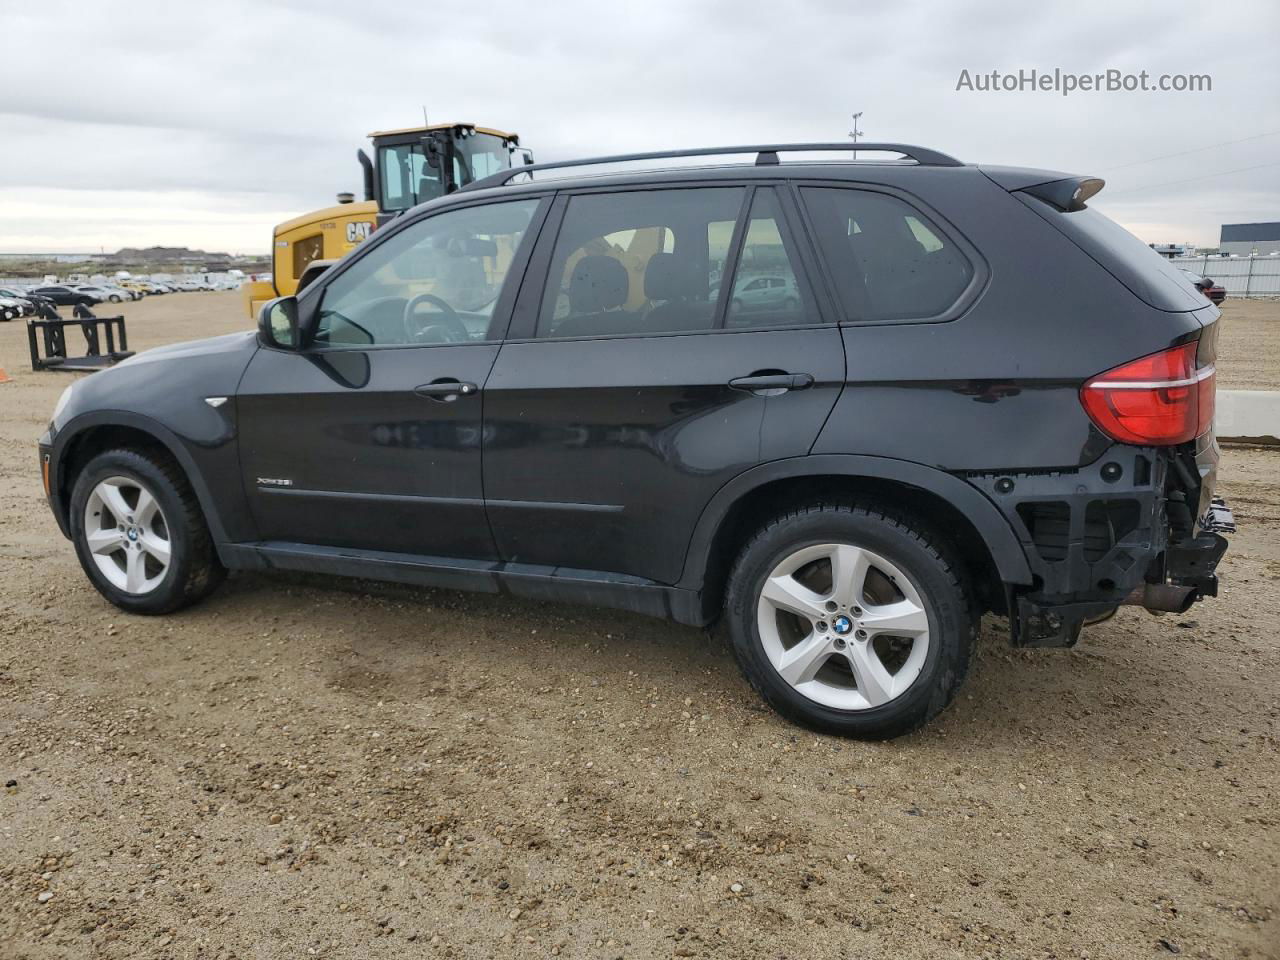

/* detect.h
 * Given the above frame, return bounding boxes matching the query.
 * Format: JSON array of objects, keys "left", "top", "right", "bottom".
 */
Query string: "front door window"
[{"left": 314, "top": 198, "right": 541, "bottom": 347}]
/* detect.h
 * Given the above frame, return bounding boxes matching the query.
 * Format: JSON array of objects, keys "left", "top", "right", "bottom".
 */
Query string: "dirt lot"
[
  {"left": 1, "top": 294, "right": 1277, "bottom": 960},
  {"left": 1213, "top": 298, "right": 1280, "bottom": 392}
]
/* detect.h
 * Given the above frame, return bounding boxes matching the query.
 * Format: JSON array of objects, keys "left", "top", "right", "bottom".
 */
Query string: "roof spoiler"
[{"left": 1020, "top": 176, "right": 1106, "bottom": 212}]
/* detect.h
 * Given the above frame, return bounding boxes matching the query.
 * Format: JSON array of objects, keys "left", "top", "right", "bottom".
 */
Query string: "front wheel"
[
  {"left": 109, "top": 294, "right": 122, "bottom": 302},
  {"left": 69, "top": 449, "right": 225, "bottom": 615},
  {"left": 725, "top": 502, "right": 974, "bottom": 739}
]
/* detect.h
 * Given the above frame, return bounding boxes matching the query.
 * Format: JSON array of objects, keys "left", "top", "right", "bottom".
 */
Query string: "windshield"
[{"left": 378, "top": 133, "right": 513, "bottom": 213}]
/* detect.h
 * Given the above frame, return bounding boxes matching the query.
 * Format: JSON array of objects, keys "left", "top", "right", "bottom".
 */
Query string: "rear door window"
[
  {"left": 800, "top": 187, "right": 974, "bottom": 321},
  {"left": 535, "top": 187, "right": 744, "bottom": 339}
]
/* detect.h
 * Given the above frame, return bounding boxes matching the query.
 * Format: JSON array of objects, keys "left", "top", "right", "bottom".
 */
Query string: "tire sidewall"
[
  {"left": 727, "top": 508, "right": 969, "bottom": 738},
  {"left": 69, "top": 451, "right": 194, "bottom": 614}
]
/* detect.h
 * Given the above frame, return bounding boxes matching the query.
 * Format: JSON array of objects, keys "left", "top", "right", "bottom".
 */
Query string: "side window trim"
[
  {"left": 774, "top": 183, "right": 840, "bottom": 325},
  {"left": 788, "top": 180, "right": 988, "bottom": 326},
  {"left": 506, "top": 193, "right": 569, "bottom": 341},
  {"left": 709, "top": 186, "right": 755, "bottom": 329},
  {"left": 482, "top": 195, "right": 554, "bottom": 342},
  {"left": 301, "top": 193, "right": 553, "bottom": 351}
]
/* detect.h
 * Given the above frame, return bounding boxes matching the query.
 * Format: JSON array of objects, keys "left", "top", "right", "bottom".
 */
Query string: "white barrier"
[
  {"left": 1217, "top": 390, "right": 1280, "bottom": 445},
  {"left": 1170, "top": 255, "right": 1280, "bottom": 299}
]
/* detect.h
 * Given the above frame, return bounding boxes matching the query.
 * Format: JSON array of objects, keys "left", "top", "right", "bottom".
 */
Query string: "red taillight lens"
[{"left": 1080, "top": 342, "right": 1214, "bottom": 446}]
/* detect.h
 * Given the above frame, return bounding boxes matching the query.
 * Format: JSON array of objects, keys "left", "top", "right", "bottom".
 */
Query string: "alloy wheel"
[
  {"left": 756, "top": 542, "right": 931, "bottom": 710},
  {"left": 83, "top": 476, "right": 172, "bottom": 594}
]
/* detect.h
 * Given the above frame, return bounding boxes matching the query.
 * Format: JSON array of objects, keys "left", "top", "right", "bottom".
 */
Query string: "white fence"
[{"left": 1169, "top": 255, "right": 1280, "bottom": 298}]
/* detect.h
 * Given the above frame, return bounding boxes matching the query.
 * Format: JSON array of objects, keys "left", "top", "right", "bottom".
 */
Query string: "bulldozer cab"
[
  {"left": 245, "top": 122, "right": 529, "bottom": 319},
  {"left": 364, "top": 124, "right": 526, "bottom": 227}
]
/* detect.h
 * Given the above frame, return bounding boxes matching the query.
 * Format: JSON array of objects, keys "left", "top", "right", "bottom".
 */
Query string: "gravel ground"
[
  {"left": 1214, "top": 298, "right": 1280, "bottom": 392},
  {"left": 0, "top": 293, "right": 1277, "bottom": 960}
]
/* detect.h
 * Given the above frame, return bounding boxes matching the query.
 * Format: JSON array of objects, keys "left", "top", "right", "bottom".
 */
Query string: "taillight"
[{"left": 1080, "top": 342, "right": 1214, "bottom": 446}]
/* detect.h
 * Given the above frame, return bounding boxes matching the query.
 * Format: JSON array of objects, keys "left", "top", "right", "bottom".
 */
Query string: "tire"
[
  {"left": 109, "top": 294, "right": 122, "bottom": 303},
  {"left": 69, "top": 448, "right": 225, "bottom": 615},
  {"left": 725, "top": 501, "right": 974, "bottom": 739}
]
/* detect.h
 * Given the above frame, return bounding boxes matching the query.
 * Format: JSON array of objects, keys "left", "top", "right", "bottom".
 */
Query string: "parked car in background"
[
  {"left": 0, "top": 285, "right": 48, "bottom": 317},
  {"left": 1179, "top": 269, "right": 1226, "bottom": 305},
  {"left": 70, "top": 286, "right": 111, "bottom": 303},
  {"left": 730, "top": 275, "right": 801, "bottom": 314},
  {"left": 123, "top": 281, "right": 164, "bottom": 295},
  {"left": 74, "top": 284, "right": 131, "bottom": 303},
  {"left": 29, "top": 285, "right": 98, "bottom": 307},
  {"left": 0, "top": 296, "right": 26, "bottom": 321}
]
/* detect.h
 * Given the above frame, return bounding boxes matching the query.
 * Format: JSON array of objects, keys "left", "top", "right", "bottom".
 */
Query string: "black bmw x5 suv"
[{"left": 39, "top": 143, "right": 1230, "bottom": 738}]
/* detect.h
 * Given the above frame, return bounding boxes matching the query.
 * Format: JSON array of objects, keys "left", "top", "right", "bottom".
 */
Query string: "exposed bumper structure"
[{"left": 964, "top": 438, "right": 1228, "bottom": 646}]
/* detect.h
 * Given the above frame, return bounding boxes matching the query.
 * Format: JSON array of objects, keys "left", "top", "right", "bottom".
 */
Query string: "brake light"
[{"left": 1080, "top": 342, "right": 1214, "bottom": 445}]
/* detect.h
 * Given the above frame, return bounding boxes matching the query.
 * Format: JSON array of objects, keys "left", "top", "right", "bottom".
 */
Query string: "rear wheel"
[
  {"left": 69, "top": 449, "right": 225, "bottom": 615},
  {"left": 725, "top": 502, "right": 974, "bottom": 738}
]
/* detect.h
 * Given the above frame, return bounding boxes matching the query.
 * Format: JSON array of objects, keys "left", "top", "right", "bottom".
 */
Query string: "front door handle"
[
  {"left": 414, "top": 379, "right": 477, "bottom": 402},
  {"left": 728, "top": 372, "right": 815, "bottom": 396}
]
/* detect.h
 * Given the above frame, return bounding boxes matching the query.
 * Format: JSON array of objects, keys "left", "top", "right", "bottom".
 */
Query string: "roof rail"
[{"left": 462, "top": 142, "right": 963, "bottom": 192}]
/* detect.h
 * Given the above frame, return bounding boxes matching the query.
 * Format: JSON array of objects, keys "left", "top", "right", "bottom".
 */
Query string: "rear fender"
[{"left": 679, "top": 454, "right": 1033, "bottom": 591}]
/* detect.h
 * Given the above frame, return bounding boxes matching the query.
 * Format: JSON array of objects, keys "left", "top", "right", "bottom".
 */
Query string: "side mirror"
[
  {"left": 424, "top": 139, "right": 442, "bottom": 170},
  {"left": 259, "top": 296, "right": 300, "bottom": 350}
]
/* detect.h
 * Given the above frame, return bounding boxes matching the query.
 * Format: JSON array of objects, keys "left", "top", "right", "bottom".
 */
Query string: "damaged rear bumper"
[{"left": 964, "top": 435, "right": 1229, "bottom": 646}]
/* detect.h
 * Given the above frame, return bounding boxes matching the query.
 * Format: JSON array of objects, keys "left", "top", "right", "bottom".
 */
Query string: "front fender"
[{"left": 48, "top": 408, "right": 250, "bottom": 545}]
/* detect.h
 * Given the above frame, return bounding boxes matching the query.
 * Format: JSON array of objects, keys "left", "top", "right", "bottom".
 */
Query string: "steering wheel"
[{"left": 402, "top": 294, "right": 470, "bottom": 343}]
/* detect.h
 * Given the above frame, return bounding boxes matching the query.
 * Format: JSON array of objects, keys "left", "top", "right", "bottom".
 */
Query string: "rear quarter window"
[
  {"left": 800, "top": 187, "right": 974, "bottom": 322},
  {"left": 1016, "top": 197, "right": 1205, "bottom": 312}
]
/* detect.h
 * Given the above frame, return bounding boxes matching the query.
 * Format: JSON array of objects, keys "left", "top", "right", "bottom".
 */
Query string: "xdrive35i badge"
[{"left": 256, "top": 478, "right": 293, "bottom": 487}]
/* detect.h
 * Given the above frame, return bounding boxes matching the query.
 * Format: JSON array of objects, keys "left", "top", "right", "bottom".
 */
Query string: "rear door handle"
[
  {"left": 728, "top": 372, "right": 815, "bottom": 396},
  {"left": 414, "top": 379, "right": 477, "bottom": 402}
]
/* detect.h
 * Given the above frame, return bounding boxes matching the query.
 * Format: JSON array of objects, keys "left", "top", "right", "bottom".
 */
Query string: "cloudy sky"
[{"left": 1, "top": 0, "right": 1276, "bottom": 254}]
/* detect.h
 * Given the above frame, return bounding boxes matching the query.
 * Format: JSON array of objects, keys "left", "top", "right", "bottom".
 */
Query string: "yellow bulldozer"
[{"left": 243, "top": 123, "right": 529, "bottom": 317}]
